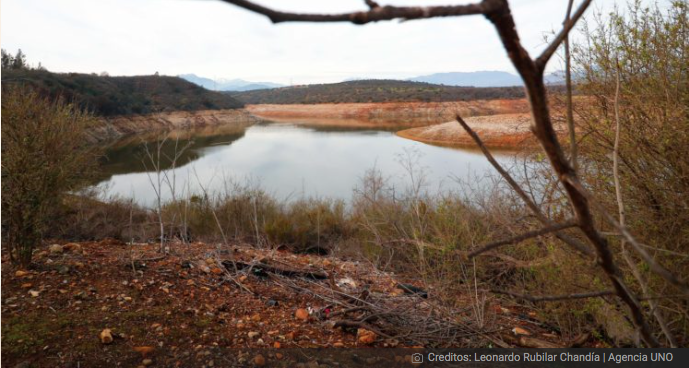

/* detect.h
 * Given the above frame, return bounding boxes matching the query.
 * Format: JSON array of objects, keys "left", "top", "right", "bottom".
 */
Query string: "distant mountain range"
[
  {"left": 182, "top": 70, "right": 566, "bottom": 92},
  {"left": 409, "top": 71, "right": 566, "bottom": 87},
  {"left": 179, "top": 74, "right": 284, "bottom": 91}
]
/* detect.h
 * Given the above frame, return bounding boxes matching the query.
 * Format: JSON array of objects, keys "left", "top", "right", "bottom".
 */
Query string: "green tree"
[
  {"left": 1, "top": 49, "right": 13, "bottom": 69},
  {"left": 11, "top": 49, "right": 27, "bottom": 70}
]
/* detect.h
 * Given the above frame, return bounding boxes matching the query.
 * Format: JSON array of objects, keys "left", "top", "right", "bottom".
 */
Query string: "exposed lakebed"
[{"left": 97, "top": 120, "right": 517, "bottom": 206}]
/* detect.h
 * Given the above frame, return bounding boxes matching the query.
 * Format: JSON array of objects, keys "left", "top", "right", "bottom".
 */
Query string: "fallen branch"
[
  {"left": 491, "top": 289, "right": 615, "bottom": 302},
  {"left": 223, "top": 260, "right": 328, "bottom": 279}
]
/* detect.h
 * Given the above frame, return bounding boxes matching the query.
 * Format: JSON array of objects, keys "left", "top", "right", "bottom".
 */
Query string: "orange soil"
[
  {"left": 396, "top": 113, "right": 553, "bottom": 148},
  {"left": 247, "top": 99, "right": 531, "bottom": 126}
]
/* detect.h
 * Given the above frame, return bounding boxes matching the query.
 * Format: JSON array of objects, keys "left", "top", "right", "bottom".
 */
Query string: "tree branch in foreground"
[
  {"left": 468, "top": 220, "right": 578, "bottom": 258},
  {"left": 535, "top": 0, "right": 593, "bottom": 70},
  {"left": 455, "top": 115, "right": 592, "bottom": 258},
  {"left": 219, "top": 0, "right": 493, "bottom": 24}
]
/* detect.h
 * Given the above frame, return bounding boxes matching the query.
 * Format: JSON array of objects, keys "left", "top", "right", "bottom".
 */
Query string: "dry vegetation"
[{"left": 3, "top": 1, "right": 689, "bottom": 365}]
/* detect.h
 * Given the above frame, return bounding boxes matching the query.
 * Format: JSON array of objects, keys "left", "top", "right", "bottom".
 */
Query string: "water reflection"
[{"left": 96, "top": 121, "right": 516, "bottom": 206}]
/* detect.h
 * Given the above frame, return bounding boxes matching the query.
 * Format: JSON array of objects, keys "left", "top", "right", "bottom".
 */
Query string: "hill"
[
  {"left": 231, "top": 79, "right": 526, "bottom": 104},
  {"left": 179, "top": 73, "right": 283, "bottom": 91},
  {"left": 1, "top": 69, "right": 245, "bottom": 116}
]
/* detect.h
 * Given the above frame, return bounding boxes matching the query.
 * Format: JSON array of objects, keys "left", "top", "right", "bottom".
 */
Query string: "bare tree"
[{"left": 217, "top": 0, "right": 688, "bottom": 346}]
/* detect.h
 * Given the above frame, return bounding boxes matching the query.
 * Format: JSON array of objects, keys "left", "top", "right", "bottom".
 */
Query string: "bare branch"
[
  {"left": 612, "top": 64, "right": 678, "bottom": 347},
  {"left": 455, "top": 115, "right": 593, "bottom": 257},
  {"left": 364, "top": 0, "right": 380, "bottom": 10},
  {"left": 218, "top": 0, "right": 493, "bottom": 24},
  {"left": 563, "top": 0, "right": 578, "bottom": 171},
  {"left": 492, "top": 289, "right": 615, "bottom": 303},
  {"left": 563, "top": 175, "right": 689, "bottom": 297},
  {"left": 468, "top": 220, "right": 578, "bottom": 258},
  {"left": 536, "top": 0, "right": 593, "bottom": 70}
]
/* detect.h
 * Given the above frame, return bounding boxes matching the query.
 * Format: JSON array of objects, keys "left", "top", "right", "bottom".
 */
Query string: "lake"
[{"left": 96, "top": 121, "right": 517, "bottom": 206}]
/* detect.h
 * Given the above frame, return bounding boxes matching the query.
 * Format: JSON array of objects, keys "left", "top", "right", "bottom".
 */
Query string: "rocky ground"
[{"left": 2, "top": 240, "right": 592, "bottom": 367}]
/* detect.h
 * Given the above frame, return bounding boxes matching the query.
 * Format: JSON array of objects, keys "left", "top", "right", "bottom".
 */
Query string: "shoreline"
[{"left": 395, "top": 113, "right": 546, "bottom": 148}]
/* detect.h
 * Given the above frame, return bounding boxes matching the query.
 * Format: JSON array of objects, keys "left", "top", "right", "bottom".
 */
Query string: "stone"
[
  {"left": 63, "top": 243, "right": 82, "bottom": 253},
  {"left": 357, "top": 328, "right": 377, "bottom": 345},
  {"left": 248, "top": 331, "right": 260, "bottom": 339},
  {"left": 49, "top": 244, "right": 64, "bottom": 254},
  {"left": 132, "top": 344, "right": 154, "bottom": 356},
  {"left": 253, "top": 354, "right": 266, "bottom": 366},
  {"left": 100, "top": 329, "right": 114, "bottom": 344},
  {"left": 295, "top": 308, "right": 309, "bottom": 321}
]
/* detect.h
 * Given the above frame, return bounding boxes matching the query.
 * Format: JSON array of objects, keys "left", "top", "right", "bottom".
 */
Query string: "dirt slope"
[
  {"left": 88, "top": 109, "right": 257, "bottom": 143},
  {"left": 247, "top": 99, "right": 531, "bottom": 126},
  {"left": 396, "top": 113, "right": 563, "bottom": 148}
]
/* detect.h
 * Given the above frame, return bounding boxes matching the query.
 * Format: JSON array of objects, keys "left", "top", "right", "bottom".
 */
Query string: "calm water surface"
[{"left": 97, "top": 121, "right": 516, "bottom": 206}]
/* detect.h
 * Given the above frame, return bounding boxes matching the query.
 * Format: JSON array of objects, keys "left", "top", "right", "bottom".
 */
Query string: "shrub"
[{"left": 1, "top": 87, "right": 99, "bottom": 266}]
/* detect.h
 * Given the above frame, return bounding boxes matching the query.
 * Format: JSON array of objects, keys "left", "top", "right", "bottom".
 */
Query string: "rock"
[
  {"left": 142, "top": 358, "right": 153, "bottom": 366},
  {"left": 133, "top": 346, "right": 155, "bottom": 357},
  {"left": 49, "top": 244, "right": 64, "bottom": 254},
  {"left": 197, "top": 260, "right": 211, "bottom": 273},
  {"left": 512, "top": 327, "right": 531, "bottom": 336},
  {"left": 295, "top": 308, "right": 309, "bottom": 321},
  {"left": 28, "top": 290, "right": 40, "bottom": 297},
  {"left": 63, "top": 243, "right": 82, "bottom": 253},
  {"left": 100, "top": 329, "right": 114, "bottom": 344},
  {"left": 248, "top": 331, "right": 260, "bottom": 339},
  {"left": 357, "top": 328, "right": 377, "bottom": 345},
  {"left": 253, "top": 354, "right": 266, "bottom": 366},
  {"left": 15, "top": 270, "right": 29, "bottom": 277}
]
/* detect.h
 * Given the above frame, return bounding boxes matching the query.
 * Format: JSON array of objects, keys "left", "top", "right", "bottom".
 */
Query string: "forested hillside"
[
  {"left": 1, "top": 68, "right": 244, "bottom": 116},
  {"left": 231, "top": 79, "right": 529, "bottom": 104}
]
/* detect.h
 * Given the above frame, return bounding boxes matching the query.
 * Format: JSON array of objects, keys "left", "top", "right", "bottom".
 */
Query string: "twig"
[
  {"left": 455, "top": 115, "right": 592, "bottom": 257},
  {"left": 468, "top": 220, "right": 578, "bottom": 258},
  {"left": 535, "top": 0, "right": 593, "bottom": 69},
  {"left": 492, "top": 289, "right": 615, "bottom": 302}
]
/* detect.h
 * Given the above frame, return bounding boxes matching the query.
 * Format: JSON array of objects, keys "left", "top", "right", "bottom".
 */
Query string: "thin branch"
[
  {"left": 468, "top": 220, "right": 578, "bottom": 258},
  {"left": 563, "top": 175, "right": 689, "bottom": 297},
  {"left": 492, "top": 289, "right": 615, "bottom": 303},
  {"left": 455, "top": 115, "right": 593, "bottom": 257},
  {"left": 612, "top": 63, "right": 677, "bottom": 347},
  {"left": 219, "top": 0, "right": 493, "bottom": 24},
  {"left": 536, "top": 0, "right": 593, "bottom": 70},
  {"left": 563, "top": 0, "right": 578, "bottom": 172}
]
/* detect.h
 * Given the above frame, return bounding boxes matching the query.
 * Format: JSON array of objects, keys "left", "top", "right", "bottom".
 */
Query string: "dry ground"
[{"left": 2, "top": 240, "right": 594, "bottom": 367}]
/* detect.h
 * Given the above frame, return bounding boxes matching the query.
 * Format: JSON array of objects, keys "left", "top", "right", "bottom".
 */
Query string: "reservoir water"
[{"left": 96, "top": 120, "right": 517, "bottom": 206}]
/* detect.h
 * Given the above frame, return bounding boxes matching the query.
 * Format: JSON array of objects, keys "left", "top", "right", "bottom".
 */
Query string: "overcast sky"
[{"left": 2, "top": 0, "right": 624, "bottom": 84}]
